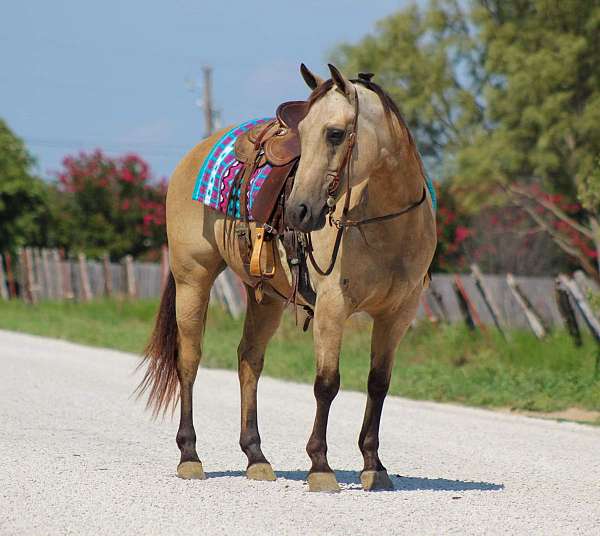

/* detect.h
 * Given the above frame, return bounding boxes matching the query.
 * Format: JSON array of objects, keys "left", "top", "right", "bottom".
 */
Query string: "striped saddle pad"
[{"left": 192, "top": 119, "right": 274, "bottom": 220}]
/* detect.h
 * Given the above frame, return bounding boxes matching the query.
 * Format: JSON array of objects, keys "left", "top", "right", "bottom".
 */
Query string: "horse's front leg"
[
  {"left": 359, "top": 304, "right": 417, "bottom": 491},
  {"left": 306, "top": 293, "right": 347, "bottom": 493}
]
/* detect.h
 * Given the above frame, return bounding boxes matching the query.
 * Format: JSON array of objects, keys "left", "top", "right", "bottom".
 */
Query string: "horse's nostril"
[{"left": 298, "top": 204, "right": 309, "bottom": 222}]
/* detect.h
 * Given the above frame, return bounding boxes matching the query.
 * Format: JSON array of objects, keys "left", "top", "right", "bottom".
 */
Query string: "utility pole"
[
  {"left": 186, "top": 65, "right": 219, "bottom": 138},
  {"left": 202, "top": 66, "right": 215, "bottom": 137}
]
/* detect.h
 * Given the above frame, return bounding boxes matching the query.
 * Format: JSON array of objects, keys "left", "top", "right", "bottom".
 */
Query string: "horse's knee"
[
  {"left": 237, "top": 340, "right": 265, "bottom": 377},
  {"left": 314, "top": 371, "right": 340, "bottom": 404},
  {"left": 367, "top": 365, "right": 390, "bottom": 400}
]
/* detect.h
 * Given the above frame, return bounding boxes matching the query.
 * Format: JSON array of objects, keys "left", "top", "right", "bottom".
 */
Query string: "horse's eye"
[{"left": 326, "top": 128, "right": 345, "bottom": 145}]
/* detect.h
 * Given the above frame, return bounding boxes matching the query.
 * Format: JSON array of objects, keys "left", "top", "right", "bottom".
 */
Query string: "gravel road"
[{"left": 1, "top": 329, "right": 599, "bottom": 535}]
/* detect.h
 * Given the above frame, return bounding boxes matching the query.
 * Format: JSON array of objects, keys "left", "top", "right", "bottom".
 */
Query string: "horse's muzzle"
[{"left": 286, "top": 202, "right": 327, "bottom": 232}]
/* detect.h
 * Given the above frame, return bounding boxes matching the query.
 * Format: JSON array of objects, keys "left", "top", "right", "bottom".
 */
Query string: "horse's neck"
[{"left": 362, "top": 143, "right": 424, "bottom": 218}]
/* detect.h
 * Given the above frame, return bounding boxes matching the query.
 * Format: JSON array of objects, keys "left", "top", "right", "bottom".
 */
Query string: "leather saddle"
[
  {"left": 234, "top": 101, "right": 307, "bottom": 224},
  {"left": 228, "top": 100, "right": 315, "bottom": 315}
]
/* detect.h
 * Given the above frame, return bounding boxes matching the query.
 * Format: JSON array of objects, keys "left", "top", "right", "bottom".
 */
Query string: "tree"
[
  {"left": 52, "top": 150, "right": 166, "bottom": 259},
  {"left": 0, "top": 119, "right": 50, "bottom": 253},
  {"left": 459, "top": 1, "right": 600, "bottom": 278},
  {"left": 334, "top": 0, "right": 600, "bottom": 276},
  {"left": 333, "top": 0, "right": 483, "bottom": 177}
]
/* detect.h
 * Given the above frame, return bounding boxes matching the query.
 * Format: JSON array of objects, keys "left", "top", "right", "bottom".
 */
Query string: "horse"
[{"left": 138, "top": 64, "right": 437, "bottom": 492}]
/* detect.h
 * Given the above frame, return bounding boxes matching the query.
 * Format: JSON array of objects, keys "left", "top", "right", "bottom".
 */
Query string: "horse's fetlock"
[
  {"left": 176, "top": 428, "right": 196, "bottom": 449},
  {"left": 360, "top": 435, "right": 380, "bottom": 454},
  {"left": 239, "top": 433, "right": 261, "bottom": 452},
  {"left": 306, "top": 437, "right": 327, "bottom": 458}
]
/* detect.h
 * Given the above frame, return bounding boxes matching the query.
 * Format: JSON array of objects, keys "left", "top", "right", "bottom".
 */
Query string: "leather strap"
[{"left": 306, "top": 87, "right": 359, "bottom": 276}]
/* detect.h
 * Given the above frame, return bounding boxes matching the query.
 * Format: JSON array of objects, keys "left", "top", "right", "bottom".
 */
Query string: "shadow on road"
[{"left": 205, "top": 470, "right": 504, "bottom": 492}]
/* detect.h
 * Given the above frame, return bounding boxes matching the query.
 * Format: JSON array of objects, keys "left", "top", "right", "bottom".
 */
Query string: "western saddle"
[{"left": 229, "top": 100, "right": 316, "bottom": 322}]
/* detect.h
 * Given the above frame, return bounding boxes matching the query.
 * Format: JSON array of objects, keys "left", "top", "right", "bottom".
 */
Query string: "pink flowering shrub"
[{"left": 53, "top": 150, "right": 166, "bottom": 259}]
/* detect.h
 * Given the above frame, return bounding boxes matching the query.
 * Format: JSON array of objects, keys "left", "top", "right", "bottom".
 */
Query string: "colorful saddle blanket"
[
  {"left": 192, "top": 119, "right": 437, "bottom": 218},
  {"left": 192, "top": 118, "right": 273, "bottom": 220}
]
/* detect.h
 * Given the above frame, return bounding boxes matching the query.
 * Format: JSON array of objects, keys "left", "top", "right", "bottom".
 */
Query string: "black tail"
[{"left": 136, "top": 272, "right": 179, "bottom": 417}]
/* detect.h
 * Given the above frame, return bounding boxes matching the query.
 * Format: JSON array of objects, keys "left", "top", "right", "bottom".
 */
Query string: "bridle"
[{"left": 304, "top": 85, "right": 428, "bottom": 277}]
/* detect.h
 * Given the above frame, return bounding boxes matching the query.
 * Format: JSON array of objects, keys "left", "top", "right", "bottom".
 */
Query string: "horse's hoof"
[
  {"left": 177, "top": 461, "right": 206, "bottom": 480},
  {"left": 307, "top": 472, "right": 341, "bottom": 493},
  {"left": 246, "top": 463, "right": 276, "bottom": 481},
  {"left": 361, "top": 470, "right": 394, "bottom": 491}
]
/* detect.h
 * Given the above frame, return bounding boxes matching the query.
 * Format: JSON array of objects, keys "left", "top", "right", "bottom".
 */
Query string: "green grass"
[{"left": 1, "top": 298, "right": 599, "bottom": 414}]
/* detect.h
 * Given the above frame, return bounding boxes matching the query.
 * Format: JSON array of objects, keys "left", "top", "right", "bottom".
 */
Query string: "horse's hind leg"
[
  {"left": 174, "top": 267, "right": 221, "bottom": 479},
  {"left": 238, "top": 287, "right": 284, "bottom": 481}
]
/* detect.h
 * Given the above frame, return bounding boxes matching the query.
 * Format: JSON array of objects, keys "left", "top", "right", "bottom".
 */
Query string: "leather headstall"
[{"left": 305, "top": 86, "right": 429, "bottom": 277}]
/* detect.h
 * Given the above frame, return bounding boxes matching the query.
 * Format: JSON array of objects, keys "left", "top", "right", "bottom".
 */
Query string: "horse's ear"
[
  {"left": 300, "top": 63, "right": 323, "bottom": 90},
  {"left": 328, "top": 64, "right": 353, "bottom": 100}
]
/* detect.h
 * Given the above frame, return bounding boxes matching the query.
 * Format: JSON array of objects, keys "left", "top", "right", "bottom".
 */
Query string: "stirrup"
[{"left": 250, "top": 225, "right": 276, "bottom": 278}]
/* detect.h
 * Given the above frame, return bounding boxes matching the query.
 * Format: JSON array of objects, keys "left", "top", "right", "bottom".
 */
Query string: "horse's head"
[{"left": 286, "top": 64, "right": 387, "bottom": 232}]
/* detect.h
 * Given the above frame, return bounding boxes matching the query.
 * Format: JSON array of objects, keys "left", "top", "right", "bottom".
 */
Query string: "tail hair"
[{"left": 136, "top": 271, "right": 179, "bottom": 417}]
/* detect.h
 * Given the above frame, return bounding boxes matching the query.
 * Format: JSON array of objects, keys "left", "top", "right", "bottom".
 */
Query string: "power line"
[{"left": 24, "top": 136, "right": 190, "bottom": 157}]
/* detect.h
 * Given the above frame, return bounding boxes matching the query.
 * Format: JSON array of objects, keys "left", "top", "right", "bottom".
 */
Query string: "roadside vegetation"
[{"left": 2, "top": 298, "right": 599, "bottom": 418}]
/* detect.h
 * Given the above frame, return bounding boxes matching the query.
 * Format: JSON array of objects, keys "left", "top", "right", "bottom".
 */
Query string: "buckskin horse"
[{"left": 138, "top": 64, "right": 437, "bottom": 492}]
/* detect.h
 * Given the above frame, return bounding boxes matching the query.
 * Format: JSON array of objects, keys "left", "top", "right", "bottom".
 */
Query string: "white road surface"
[{"left": 1, "top": 329, "right": 599, "bottom": 535}]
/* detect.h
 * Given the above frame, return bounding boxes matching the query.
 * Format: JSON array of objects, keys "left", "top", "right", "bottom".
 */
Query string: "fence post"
[
  {"left": 102, "top": 253, "right": 113, "bottom": 297},
  {"left": 78, "top": 252, "right": 93, "bottom": 302},
  {"left": 558, "top": 275, "right": 600, "bottom": 338},
  {"left": 471, "top": 263, "right": 506, "bottom": 339},
  {"left": 33, "top": 248, "right": 46, "bottom": 300},
  {"left": 506, "top": 273, "right": 546, "bottom": 339},
  {"left": 555, "top": 277, "right": 581, "bottom": 347},
  {"left": 41, "top": 249, "right": 52, "bottom": 299},
  {"left": 558, "top": 274, "right": 600, "bottom": 376},
  {"left": 214, "top": 270, "right": 244, "bottom": 318},
  {"left": 60, "top": 250, "right": 74, "bottom": 300},
  {"left": 123, "top": 255, "right": 137, "bottom": 298},
  {"left": 51, "top": 249, "right": 64, "bottom": 300},
  {"left": 0, "top": 253, "right": 8, "bottom": 300},
  {"left": 453, "top": 274, "right": 483, "bottom": 331},
  {"left": 4, "top": 252, "right": 16, "bottom": 298},
  {"left": 20, "top": 248, "right": 37, "bottom": 304},
  {"left": 429, "top": 280, "right": 449, "bottom": 323}
]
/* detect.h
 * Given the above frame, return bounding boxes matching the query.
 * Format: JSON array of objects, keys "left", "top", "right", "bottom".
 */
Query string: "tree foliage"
[
  {"left": 0, "top": 119, "right": 50, "bottom": 253},
  {"left": 52, "top": 150, "right": 166, "bottom": 259},
  {"left": 334, "top": 0, "right": 600, "bottom": 274},
  {"left": 333, "top": 0, "right": 484, "bottom": 176},
  {"left": 460, "top": 0, "right": 600, "bottom": 202}
]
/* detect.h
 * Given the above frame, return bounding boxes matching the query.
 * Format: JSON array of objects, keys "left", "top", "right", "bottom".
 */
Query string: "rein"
[{"left": 305, "top": 86, "right": 428, "bottom": 277}]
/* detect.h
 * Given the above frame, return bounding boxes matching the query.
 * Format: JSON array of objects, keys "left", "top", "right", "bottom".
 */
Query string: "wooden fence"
[
  {"left": 0, "top": 247, "right": 246, "bottom": 316},
  {"left": 1, "top": 248, "right": 599, "bottom": 340}
]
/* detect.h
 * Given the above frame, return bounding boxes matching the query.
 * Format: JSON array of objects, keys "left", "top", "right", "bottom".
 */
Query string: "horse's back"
[{"left": 166, "top": 128, "right": 232, "bottom": 279}]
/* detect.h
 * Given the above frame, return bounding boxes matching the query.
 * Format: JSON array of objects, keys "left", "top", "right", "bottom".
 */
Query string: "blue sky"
[{"left": 1, "top": 0, "right": 409, "bottom": 179}]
